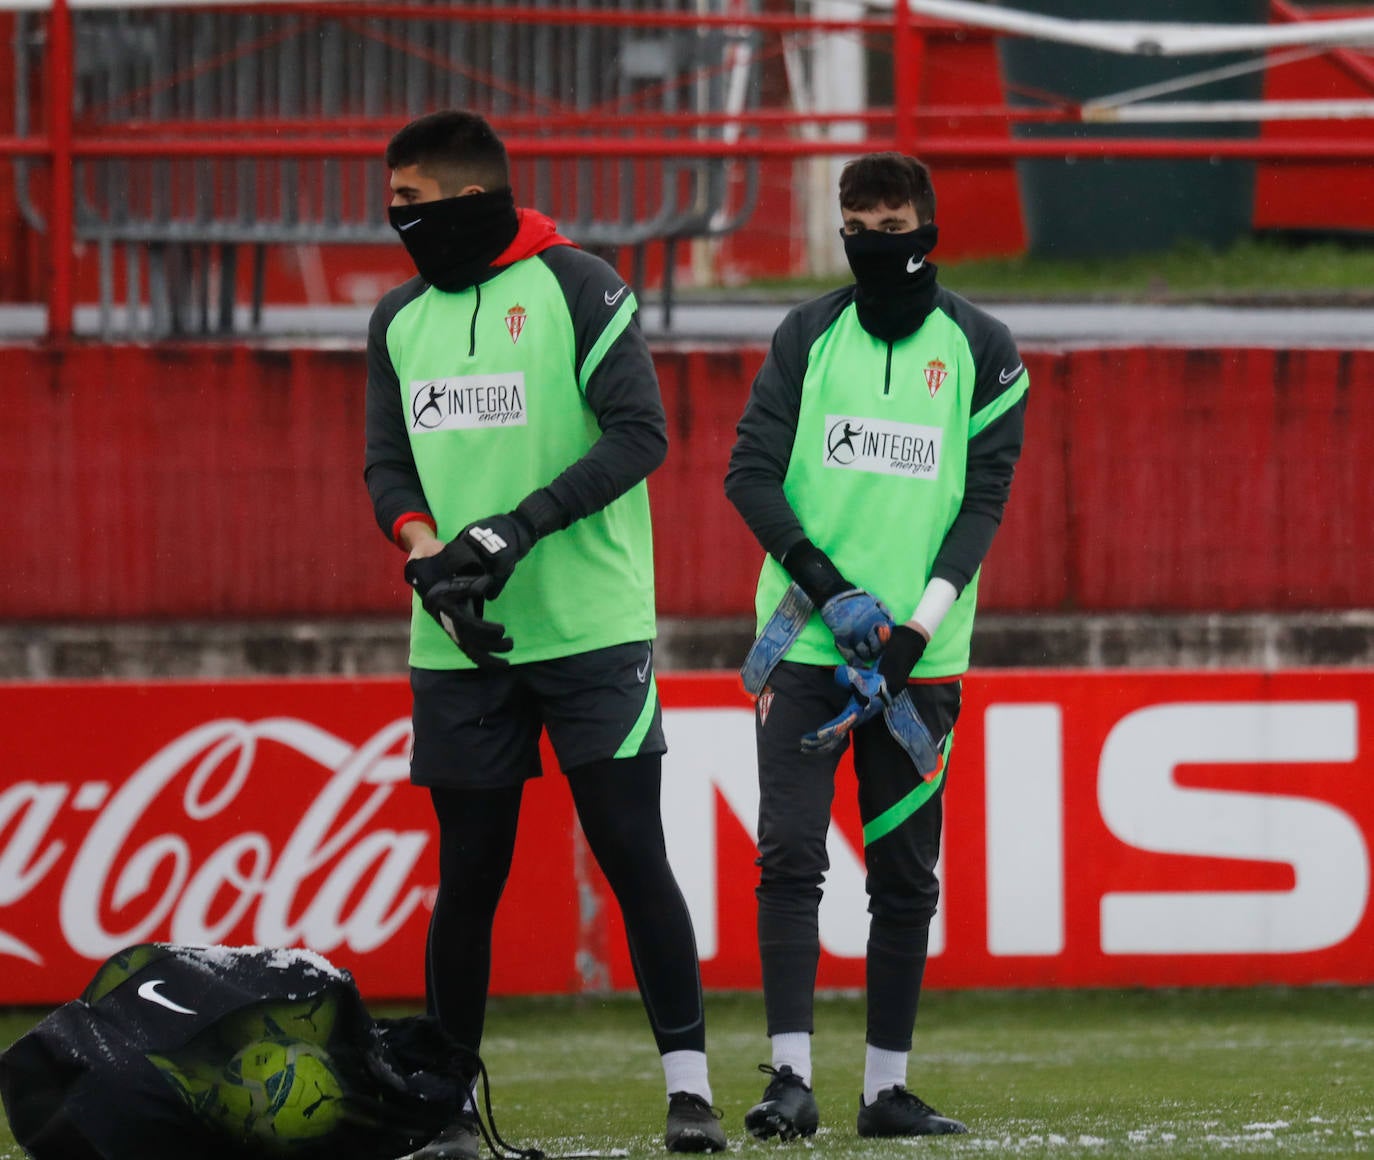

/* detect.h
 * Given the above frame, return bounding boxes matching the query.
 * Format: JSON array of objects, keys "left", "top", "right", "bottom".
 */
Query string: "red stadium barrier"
[
  {"left": 1, "top": 670, "right": 1370, "bottom": 1004},
  {"left": 2, "top": 341, "right": 1372, "bottom": 620}
]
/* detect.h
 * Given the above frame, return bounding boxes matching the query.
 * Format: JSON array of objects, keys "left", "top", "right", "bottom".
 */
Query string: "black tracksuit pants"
[{"left": 754, "top": 661, "right": 961, "bottom": 1053}]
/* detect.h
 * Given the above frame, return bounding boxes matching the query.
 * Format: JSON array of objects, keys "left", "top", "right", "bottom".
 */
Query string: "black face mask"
[
  {"left": 842, "top": 222, "right": 940, "bottom": 342},
  {"left": 389, "top": 189, "right": 520, "bottom": 292}
]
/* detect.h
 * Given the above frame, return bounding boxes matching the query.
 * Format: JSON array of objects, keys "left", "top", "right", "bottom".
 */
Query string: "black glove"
[
  {"left": 878, "top": 624, "right": 928, "bottom": 690},
  {"left": 457, "top": 482, "right": 575, "bottom": 601},
  {"left": 782, "top": 538, "right": 893, "bottom": 664},
  {"left": 405, "top": 555, "right": 514, "bottom": 668},
  {"left": 454, "top": 510, "right": 536, "bottom": 601}
]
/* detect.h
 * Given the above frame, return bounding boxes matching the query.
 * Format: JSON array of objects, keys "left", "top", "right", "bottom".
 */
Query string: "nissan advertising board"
[{"left": 1, "top": 671, "right": 1370, "bottom": 1004}]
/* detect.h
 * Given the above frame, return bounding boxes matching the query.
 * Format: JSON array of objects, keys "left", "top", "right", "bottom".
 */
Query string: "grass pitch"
[{"left": 2, "top": 987, "right": 1371, "bottom": 1158}]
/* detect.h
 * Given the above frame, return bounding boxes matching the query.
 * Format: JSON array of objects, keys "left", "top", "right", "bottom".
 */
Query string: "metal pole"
[
  {"left": 894, "top": 0, "right": 919, "bottom": 157},
  {"left": 47, "top": 0, "right": 75, "bottom": 341}
]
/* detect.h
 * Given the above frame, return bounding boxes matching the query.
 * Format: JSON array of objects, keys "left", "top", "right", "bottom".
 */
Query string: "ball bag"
[{"left": 0, "top": 943, "right": 468, "bottom": 1160}]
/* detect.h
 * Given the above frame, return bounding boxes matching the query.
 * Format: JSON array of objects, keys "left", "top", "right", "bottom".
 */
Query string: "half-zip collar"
[
  {"left": 452, "top": 208, "right": 574, "bottom": 357},
  {"left": 469, "top": 282, "right": 481, "bottom": 357}
]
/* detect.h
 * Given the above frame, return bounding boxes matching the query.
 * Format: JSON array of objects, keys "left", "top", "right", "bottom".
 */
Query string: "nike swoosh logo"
[
  {"left": 398, "top": 219, "right": 422, "bottom": 232},
  {"left": 604, "top": 285, "right": 628, "bottom": 307},
  {"left": 636, "top": 650, "right": 652, "bottom": 683},
  {"left": 906, "top": 256, "right": 924, "bottom": 274},
  {"left": 999, "top": 364, "right": 1024, "bottom": 385},
  {"left": 137, "top": 979, "right": 197, "bottom": 1015}
]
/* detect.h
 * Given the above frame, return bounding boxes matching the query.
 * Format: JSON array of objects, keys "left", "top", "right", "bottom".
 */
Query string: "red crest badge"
[
  {"left": 505, "top": 304, "right": 527, "bottom": 345},
  {"left": 923, "top": 358, "right": 948, "bottom": 398},
  {"left": 758, "top": 689, "right": 774, "bottom": 726}
]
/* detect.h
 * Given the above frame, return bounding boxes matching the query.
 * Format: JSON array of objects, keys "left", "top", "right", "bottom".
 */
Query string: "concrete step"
[{"left": 3, "top": 613, "right": 1373, "bottom": 680}]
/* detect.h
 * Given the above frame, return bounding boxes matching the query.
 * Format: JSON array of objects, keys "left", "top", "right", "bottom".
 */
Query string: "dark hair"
[
  {"left": 385, "top": 110, "right": 510, "bottom": 195},
  {"left": 838, "top": 152, "right": 936, "bottom": 224}
]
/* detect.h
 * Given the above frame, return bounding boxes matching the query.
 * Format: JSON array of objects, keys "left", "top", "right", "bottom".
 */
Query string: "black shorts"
[{"left": 409, "top": 640, "right": 665, "bottom": 789}]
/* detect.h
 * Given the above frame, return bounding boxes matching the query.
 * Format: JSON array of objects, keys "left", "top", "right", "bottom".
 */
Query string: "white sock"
[
  {"left": 863, "top": 1045, "right": 908, "bottom": 1106},
  {"left": 770, "top": 1032, "right": 812, "bottom": 1087},
  {"left": 663, "top": 1050, "right": 712, "bottom": 1104}
]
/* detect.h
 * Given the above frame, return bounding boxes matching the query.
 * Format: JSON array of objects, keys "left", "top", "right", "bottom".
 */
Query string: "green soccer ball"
[
  {"left": 219, "top": 994, "right": 339, "bottom": 1051},
  {"left": 147, "top": 1052, "right": 221, "bottom": 1117},
  {"left": 214, "top": 1036, "right": 344, "bottom": 1150}
]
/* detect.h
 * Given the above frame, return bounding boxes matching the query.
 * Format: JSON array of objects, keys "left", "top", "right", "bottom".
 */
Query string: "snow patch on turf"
[
  {"left": 955, "top": 1119, "right": 1374, "bottom": 1153},
  {"left": 960, "top": 1133, "right": 1111, "bottom": 1150}
]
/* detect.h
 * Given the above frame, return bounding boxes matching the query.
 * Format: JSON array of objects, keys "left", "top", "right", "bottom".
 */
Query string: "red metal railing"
[
  {"left": 7, "top": 0, "right": 1374, "bottom": 340},
  {"left": 46, "top": 0, "right": 74, "bottom": 343}
]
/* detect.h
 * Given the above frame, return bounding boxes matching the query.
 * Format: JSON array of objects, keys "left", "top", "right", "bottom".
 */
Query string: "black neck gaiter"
[
  {"left": 843, "top": 223, "right": 940, "bottom": 342},
  {"left": 389, "top": 189, "right": 520, "bottom": 292}
]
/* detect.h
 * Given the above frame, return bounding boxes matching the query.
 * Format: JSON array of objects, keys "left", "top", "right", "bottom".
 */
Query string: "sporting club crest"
[
  {"left": 505, "top": 304, "right": 527, "bottom": 345},
  {"left": 923, "top": 358, "right": 948, "bottom": 398}
]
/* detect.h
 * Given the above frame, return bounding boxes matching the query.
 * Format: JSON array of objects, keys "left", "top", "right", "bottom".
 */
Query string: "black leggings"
[{"left": 426, "top": 752, "right": 706, "bottom": 1058}]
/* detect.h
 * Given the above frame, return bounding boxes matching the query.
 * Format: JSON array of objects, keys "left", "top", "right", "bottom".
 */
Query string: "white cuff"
[{"left": 909, "top": 577, "right": 958, "bottom": 640}]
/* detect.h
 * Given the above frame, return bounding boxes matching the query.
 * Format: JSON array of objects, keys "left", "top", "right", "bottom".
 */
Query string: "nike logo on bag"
[
  {"left": 998, "top": 364, "right": 1024, "bottom": 385},
  {"left": 137, "top": 979, "right": 197, "bottom": 1015},
  {"left": 398, "top": 219, "right": 422, "bottom": 232},
  {"left": 604, "top": 285, "right": 628, "bottom": 307},
  {"left": 906, "top": 256, "right": 924, "bottom": 274}
]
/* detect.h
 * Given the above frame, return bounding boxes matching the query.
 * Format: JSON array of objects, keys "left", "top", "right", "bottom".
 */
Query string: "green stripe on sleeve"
[
  {"left": 969, "top": 371, "right": 1028, "bottom": 438},
  {"left": 862, "top": 729, "right": 955, "bottom": 845},
  {"left": 579, "top": 293, "right": 638, "bottom": 394},
  {"left": 614, "top": 672, "right": 659, "bottom": 759}
]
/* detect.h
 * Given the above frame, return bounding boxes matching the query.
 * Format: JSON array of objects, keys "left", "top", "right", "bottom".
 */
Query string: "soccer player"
[
  {"left": 364, "top": 110, "right": 725, "bottom": 1159},
  {"left": 725, "top": 152, "right": 1028, "bottom": 1140}
]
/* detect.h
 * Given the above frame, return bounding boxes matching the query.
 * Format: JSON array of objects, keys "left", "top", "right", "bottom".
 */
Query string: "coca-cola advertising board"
[{"left": 2, "top": 671, "right": 1371, "bottom": 1005}]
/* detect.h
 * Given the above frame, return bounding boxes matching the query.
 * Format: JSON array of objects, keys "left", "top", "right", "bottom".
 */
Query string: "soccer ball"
[
  {"left": 147, "top": 1052, "right": 221, "bottom": 1117},
  {"left": 214, "top": 1036, "right": 345, "bottom": 1150},
  {"left": 219, "top": 994, "right": 339, "bottom": 1050}
]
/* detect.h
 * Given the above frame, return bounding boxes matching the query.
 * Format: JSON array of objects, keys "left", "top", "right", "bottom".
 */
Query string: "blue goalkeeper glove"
[
  {"left": 781, "top": 538, "right": 893, "bottom": 664},
  {"left": 800, "top": 628, "right": 942, "bottom": 775},
  {"left": 801, "top": 665, "right": 891, "bottom": 753},
  {"left": 819, "top": 590, "right": 893, "bottom": 665}
]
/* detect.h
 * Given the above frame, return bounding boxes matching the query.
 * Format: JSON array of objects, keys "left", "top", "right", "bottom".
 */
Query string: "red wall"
[{"left": 2, "top": 341, "right": 1371, "bottom": 620}]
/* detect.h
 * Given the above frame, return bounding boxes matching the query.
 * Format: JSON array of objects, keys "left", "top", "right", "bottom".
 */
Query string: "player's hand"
[
  {"left": 877, "top": 624, "right": 928, "bottom": 689},
  {"left": 410, "top": 533, "right": 487, "bottom": 584},
  {"left": 455, "top": 511, "right": 536, "bottom": 601},
  {"left": 800, "top": 664, "right": 892, "bottom": 753},
  {"left": 819, "top": 589, "right": 894, "bottom": 665},
  {"left": 404, "top": 556, "right": 514, "bottom": 668},
  {"left": 779, "top": 538, "right": 892, "bottom": 662}
]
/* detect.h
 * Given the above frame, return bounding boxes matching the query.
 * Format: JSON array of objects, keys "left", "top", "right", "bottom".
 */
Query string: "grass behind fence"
[{"left": 735, "top": 236, "right": 1374, "bottom": 304}]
